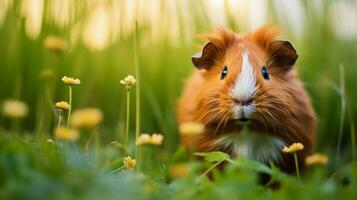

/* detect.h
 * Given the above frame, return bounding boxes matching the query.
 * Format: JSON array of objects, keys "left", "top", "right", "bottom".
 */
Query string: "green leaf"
[
  {"left": 194, "top": 151, "right": 230, "bottom": 163},
  {"left": 228, "top": 156, "right": 272, "bottom": 175}
]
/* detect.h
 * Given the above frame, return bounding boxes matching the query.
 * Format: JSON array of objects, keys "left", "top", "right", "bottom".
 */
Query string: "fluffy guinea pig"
[{"left": 177, "top": 26, "right": 316, "bottom": 173}]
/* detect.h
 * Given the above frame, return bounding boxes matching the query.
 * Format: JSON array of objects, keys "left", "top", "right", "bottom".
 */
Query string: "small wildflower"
[
  {"left": 44, "top": 36, "right": 67, "bottom": 52},
  {"left": 2, "top": 100, "right": 28, "bottom": 118},
  {"left": 179, "top": 122, "right": 204, "bottom": 135},
  {"left": 283, "top": 142, "right": 304, "bottom": 180},
  {"left": 136, "top": 133, "right": 151, "bottom": 145},
  {"left": 150, "top": 133, "right": 164, "bottom": 145},
  {"left": 70, "top": 108, "right": 103, "bottom": 128},
  {"left": 136, "top": 133, "right": 164, "bottom": 145},
  {"left": 123, "top": 156, "right": 136, "bottom": 170},
  {"left": 282, "top": 142, "right": 304, "bottom": 153},
  {"left": 61, "top": 76, "right": 81, "bottom": 85},
  {"left": 55, "top": 101, "right": 70, "bottom": 111},
  {"left": 54, "top": 127, "right": 79, "bottom": 141},
  {"left": 305, "top": 153, "right": 329, "bottom": 166},
  {"left": 120, "top": 75, "right": 136, "bottom": 89}
]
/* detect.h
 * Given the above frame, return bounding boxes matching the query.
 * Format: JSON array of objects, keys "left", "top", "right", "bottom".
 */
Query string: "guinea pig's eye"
[
  {"left": 220, "top": 66, "right": 228, "bottom": 80},
  {"left": 261, "top": 66, "right": 270, "bottom": 80}
]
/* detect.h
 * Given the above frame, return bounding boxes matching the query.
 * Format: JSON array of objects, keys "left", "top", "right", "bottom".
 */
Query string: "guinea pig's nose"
[{"left": 233, "top": 98, "right": 253, "bottom": 106}]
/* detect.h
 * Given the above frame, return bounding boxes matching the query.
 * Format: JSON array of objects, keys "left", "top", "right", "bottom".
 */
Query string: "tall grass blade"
[{"left": 336, "top": 64, "right": 346, "bottom": 165}]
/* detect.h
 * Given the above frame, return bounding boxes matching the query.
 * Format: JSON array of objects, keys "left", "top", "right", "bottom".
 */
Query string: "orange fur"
[{"left": 178, "top": 26, "right": 316, "bottom": 172}]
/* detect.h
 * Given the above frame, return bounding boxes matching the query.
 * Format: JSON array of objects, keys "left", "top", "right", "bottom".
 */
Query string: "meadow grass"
[{"left": 0, "top": 0, "right": 357, "bottom": 199}]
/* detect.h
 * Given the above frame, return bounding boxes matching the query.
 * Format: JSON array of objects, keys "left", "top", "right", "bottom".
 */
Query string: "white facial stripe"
[{"left": 230, "top": 50, "right": 257, "bottom": 101}]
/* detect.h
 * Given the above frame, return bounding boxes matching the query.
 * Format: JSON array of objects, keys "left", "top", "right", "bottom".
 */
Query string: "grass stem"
[
  {"left": 137, "top": 145, "right": 142, "bottom": 171},
  {"left": 337, "top": 65, "right": 346, "bottom": 165},
  {"left": 198, "top": 161, "right": 223, "bottom": 181},
  {"left": 11, "top": 118, "right": 20, "bottom": 134},
  {"left": 125, "top": 89, "right": 130, "bottom": 148},
  {"left": 293, "top": 153, "right": 300, "bottom": 181},
  {"left": 350, "top": 115, "right": 356, "bottom": 162},
  {"left": 111, "top": 165, "right": 125, "bottom": 174},
  {"left": 67, "top": 86, "right": 72, "bottom": 128},
  {"left": 134, "top": 21, "right": 141, "bottom": 157},
  {"left": 57, "top": 113, "right": 62, "bottom": 129},
  {"left": 94, "top": 128, "right": 100, "bottom": 167}
]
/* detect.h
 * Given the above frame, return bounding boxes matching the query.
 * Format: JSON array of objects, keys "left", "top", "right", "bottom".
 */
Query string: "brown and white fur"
[{"left": 177, "top": 26, "right": 316, "bottom": 173}]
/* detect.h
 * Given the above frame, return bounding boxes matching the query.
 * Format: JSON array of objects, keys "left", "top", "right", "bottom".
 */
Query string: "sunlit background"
[{"left": 1, "top": 0, "right": 357, "bottom": 161}]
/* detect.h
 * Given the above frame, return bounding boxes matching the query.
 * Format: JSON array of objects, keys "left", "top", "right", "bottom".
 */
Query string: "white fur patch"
[
  {"left": 230, "top": 51, "right": 257, "bottom": 102},
  {"left": 214, "top": 131, "right": 285, "bottom": 164},
  {"left": 232, "top": 104, "right": 256, "bottom": 119}
]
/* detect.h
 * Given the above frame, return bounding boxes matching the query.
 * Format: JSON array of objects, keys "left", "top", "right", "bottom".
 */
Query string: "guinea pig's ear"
[
  {"left": 268, "top": 40, "right": 298, "bottom": 70},
  {"left": 192, "top": 42, "right": 216, "bottom": 70}
]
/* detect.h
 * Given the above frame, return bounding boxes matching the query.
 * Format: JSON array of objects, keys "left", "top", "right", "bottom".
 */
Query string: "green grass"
[
  {"left": 0, "top": 0, "right": 357, "bottom": 199},
  {"left": 0, "top": 134, "right": 356, "bottom": 200}
]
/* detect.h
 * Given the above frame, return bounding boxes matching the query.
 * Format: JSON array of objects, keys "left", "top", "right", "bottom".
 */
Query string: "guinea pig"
[{"left": 177, "top": 26, "right": 316, "bottom": 173}]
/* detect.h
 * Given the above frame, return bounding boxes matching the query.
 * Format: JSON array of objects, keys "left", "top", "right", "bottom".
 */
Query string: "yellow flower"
[
  {"left": 136, "top": 133, "right": 151, "bottom": 145},
  {"left": 44, "top": 36, "right": 67, "bottom": 52},
  {"left": 2, "top": 100, "right": 28, "bottom": 118},
  {"left": 305, "top": 153, "right": 328, "bottom": 166},
  {"left": 61, "top": 76, "right": 81, "bottom": 85},
  {"left": 150, "top": 133, "right": 164, "bottom": 145},
  {"left": 179, "top": 122, "right": 204, "bottom": 135},
  {"left": 55, "top": 101, "right": 70, "bottom": 110},
  {"left": 123, "top": 156, "right": 136, "bottom": 170},
  {"left": 136, "top": 133, "right": 164, "bottom": 145},
  {"left": 282, "top": 142, "right": 304, "bottom": 153},
  {"left": 120, "top": 75, "right": 136, "bottom": 89},
  {"left": 70, "top": 108, "right": 103, "bottom": 128},
  {"left": 54, "top": 127, "right": 79, "bottom": 141}
]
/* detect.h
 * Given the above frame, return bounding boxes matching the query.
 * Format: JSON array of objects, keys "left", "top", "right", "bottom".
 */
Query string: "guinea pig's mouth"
[{"left": 238, "top": 117, "right": 250, "bottom": 123}]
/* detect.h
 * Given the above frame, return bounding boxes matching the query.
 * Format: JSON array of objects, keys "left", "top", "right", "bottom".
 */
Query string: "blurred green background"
[{"left": 0, "top": 0, "right": 356, "bottom": 163}]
